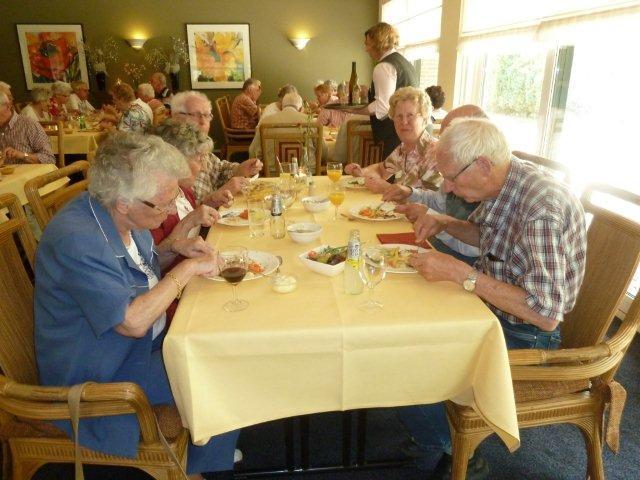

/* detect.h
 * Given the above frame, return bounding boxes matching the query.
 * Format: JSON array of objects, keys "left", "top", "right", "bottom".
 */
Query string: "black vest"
[{"left": 368, "top": 52, "right": 418, "bottom": 158}]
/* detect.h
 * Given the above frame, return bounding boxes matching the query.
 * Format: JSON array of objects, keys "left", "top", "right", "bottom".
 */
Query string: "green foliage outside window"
[{"left": 488, "top": 54, "right": 543, "bottom": 118}]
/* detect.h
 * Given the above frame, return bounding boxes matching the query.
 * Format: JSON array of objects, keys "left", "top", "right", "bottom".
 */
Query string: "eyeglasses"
[
  {"left": 138, "top": 190, "right": 180, "bottom": 214},
  {"left": 179, "top": 111, "right": 213, "bottom": 120},
  {"left": 444, "top": 158, "right": 478, "bottom": 183}
]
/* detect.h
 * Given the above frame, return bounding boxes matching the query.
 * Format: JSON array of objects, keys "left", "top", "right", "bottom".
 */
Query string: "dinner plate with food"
[
  {"left": 218, "top": 208, "right": 249, "bottom": 226},
  {"left": 344, "top": 176, "right": 367, "bottom": 190},
  {"left": 378, "top": 244, "right": 429, "bottom": 274},
  {"left": 207, "top": 250, "right": 279, "bottom": 281},
  {"left": 349, "top": 202, "right": 405, "bottom": 221}
]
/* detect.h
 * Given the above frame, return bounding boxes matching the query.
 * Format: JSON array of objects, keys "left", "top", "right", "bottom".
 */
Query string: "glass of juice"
[
  {"left": 328, "top": 183, "right": 346, "bottom": 220},
  {"left": 327, "top": 162, "right": 343, "bottom": 183}
]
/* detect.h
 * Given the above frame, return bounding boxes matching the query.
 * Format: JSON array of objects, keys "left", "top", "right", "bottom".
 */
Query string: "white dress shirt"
[
  {"left": 66, "top": 93, "right": 96, "bottom": 115},
  {"left": 367, "top": 49, "right": 398, "bottom": 120}
]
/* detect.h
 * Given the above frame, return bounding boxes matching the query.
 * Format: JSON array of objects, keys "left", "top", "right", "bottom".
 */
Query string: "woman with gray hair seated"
[
  {"left": 20, "top": 87, "right": 52, "bottom": 121},
  {"left": 49, "top": 80, "right": 72, "bottom": 119},
  {"left": 34, "top": 132, "right": 240, "bottom": 479}
]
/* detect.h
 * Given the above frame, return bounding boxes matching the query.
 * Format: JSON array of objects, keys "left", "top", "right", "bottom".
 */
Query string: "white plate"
[
  {"left": 218, "top": 208, "right": 249, "bottom": 227},
  {"left": 379, "top": 244, "right": 429, "bottom": 274},
  {"left": 344, "top": 176, "right": 367, "bottom": 190},
  {"left": 349, "top": 204, "right": 406, "bottom": 222},
  {"left": 207, "top": 250, "right": 279, "bottom": 282}
]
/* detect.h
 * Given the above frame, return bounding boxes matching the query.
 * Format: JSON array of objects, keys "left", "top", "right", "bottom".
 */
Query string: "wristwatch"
[
  {"left": 462, "top": 270, "right": 478, "bottom": 292},
  {"left": 23, "top": 152, "right": 29, "bottom": 160}
]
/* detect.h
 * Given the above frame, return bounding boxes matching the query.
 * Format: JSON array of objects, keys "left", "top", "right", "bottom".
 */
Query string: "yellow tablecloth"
[
  {"left": 163, "top": 177, "right": 519, "bottom": 451},
  {"left": 49, "top": 130, "right": 106, "bottom": 155},
  {"left": 0, "top": 164, "right": 68, "bottom": 205}
]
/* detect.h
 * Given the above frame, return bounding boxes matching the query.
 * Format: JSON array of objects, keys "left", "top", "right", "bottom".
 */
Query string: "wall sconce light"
[
  {"left": 126, "top": 38, "right": 147, "bottom": 50},
  {"left": 289, "top": 38, "right": 310, "bottom": 50}
]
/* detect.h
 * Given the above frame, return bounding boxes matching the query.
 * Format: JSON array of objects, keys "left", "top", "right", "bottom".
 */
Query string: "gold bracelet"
[{"left": 166, "top": 272, "right": 183, "bottom": 299}]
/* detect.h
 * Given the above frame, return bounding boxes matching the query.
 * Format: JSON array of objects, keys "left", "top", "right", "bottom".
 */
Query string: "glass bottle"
[
  {"left": 348, "top": 62, "right": 359, "bottom": 105},
  {"left": 270, "top": 194, "right": 286, "bottom": 239},
  {"left": 344, "top": 229, "right": 364, "bottom": 294}
]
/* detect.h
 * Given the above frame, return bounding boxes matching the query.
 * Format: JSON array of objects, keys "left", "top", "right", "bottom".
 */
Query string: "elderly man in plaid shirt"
[
  {"left": 397, "top": 117, "right": 587, "bottom": 479},
  {"left": 171, "top": 91, "right": 262, "bottom": 208}
]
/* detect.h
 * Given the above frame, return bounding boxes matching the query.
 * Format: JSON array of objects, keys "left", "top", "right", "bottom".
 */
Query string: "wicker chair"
[
  {"left": 0, "top": 192, "right": 190, "bottom": 479},
  {"left": 40, "top": 120, "right": 66, "bottom": 168},
  {"left": 512, "top": 150, "right": 571, "bottom": 183},
  {"left": 214, "top": 96, "right": 254, "bottom": 161},
  {"left": 259, "top": 122, "right": 323, "bottom": 177},
  {"left": 24, "top": 160, "right": 89, "bottom": 231},
  {"left": 345, "top": 119, "right": 383, "bottom": 167},
  {"left": 446, "top": 184, "right": 640, "bottom": 480}
]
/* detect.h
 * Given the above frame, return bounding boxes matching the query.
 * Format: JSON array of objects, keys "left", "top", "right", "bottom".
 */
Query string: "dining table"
[
  {"left": 0, "top": 163, "right": 68, "bottom": 205},
  {"left": 49, "top": 129, "right": 107, "bottom": 156},
  {"left": 163, "top": 176, "right": 519, "bottom": 454}
]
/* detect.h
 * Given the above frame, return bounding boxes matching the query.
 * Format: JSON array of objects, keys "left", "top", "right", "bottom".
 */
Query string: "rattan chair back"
[
  {"left": 259, "top": 122, "right": 323, "bottom": 177},
  {"left": 215, "top": 96, "right": 254, "bottom": 160},
  {"left": 40, "top": 120, "right": 66, "bottom": 168},
  {"left": 346, "top": 119, "right": 383, "bottom": 167},
  {"left": 0, "top": 194, "right": 38, "bottom": 386},
  {"left": 561, "top": 184, "right": 640, "bottom": 349},
  {"left": 24, "top": 160, "right": 89, "bottom": 231},
  {"left": 512, "top": 150, "right": 571, "bottom": 183}
]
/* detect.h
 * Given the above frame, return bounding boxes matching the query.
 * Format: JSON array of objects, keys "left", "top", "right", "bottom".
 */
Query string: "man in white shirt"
[
  {"left": 349, "top": 23, "right": 418, "bottom": 159},
  {"left": 67, "top": 81, "right": 95, "bottom": 115}
]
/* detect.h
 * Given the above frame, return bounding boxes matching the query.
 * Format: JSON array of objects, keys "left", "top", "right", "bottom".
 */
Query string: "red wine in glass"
[{"left": 220, "top": 266, "right": 247, "bottom": 284}]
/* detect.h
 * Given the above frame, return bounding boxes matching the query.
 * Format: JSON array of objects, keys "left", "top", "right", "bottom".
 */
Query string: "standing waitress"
[{"left": 349, "top": 23, "right": 418, "bottom": 159}]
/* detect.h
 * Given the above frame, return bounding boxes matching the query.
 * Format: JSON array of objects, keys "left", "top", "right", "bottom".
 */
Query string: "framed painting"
[
  {"left": 16, "top": 24, "right": 88, "bottom": 90},
  {"left": 186, "top": 24, "right": 252, "bottom": 89}
]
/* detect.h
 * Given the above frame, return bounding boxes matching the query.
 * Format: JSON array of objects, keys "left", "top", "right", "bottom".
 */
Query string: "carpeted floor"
[{"left": 24, "top": 329, "right": 640, "bottom": 480}]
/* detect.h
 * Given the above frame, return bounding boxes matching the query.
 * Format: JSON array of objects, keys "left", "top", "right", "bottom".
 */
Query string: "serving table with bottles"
[{"left": 162, "top": 176, "right": 519, "bottom": 455}]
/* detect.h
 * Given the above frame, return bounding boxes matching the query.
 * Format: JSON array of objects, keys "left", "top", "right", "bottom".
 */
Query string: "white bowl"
[
  {"left": 298, "top": 245, "right": 346, "bottom": 277},
  {"left": 301, "top": 195, "right": 330, "bottom": 213},
  {"left": 287, "top": 222, "right": 323, "bottom": 244}
]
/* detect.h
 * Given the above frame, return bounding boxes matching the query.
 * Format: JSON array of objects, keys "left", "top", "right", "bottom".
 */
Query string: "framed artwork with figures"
[
  {"left": 186, "top": 24, "right": 252, "bottom": 89},
  {"left": 16, "top": 24, "right": 89, "bottom": 90}
]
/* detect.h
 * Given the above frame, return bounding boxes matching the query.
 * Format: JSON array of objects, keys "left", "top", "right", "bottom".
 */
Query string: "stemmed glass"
[
  {"left": 219, "top": 245, "right": 249, "bottom": 312},
  {"left": 328, "top": 183, "right": 345, "bottom": 220},
  {"left": 359, "top": 246, "right": 386, "bottom": 311},
  {"left": 327, "top": 162, "right": 343, "bottom": 183}
]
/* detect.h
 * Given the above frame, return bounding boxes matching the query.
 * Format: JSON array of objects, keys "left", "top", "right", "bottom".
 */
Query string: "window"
[{"left": 381, "top": 0, "right": 442, "bottom": 88}]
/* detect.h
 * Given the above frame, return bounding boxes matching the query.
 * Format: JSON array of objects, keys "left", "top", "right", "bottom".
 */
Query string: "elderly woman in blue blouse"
[{"left": 34, "top": 132, "right": 239, "bottom": 479}]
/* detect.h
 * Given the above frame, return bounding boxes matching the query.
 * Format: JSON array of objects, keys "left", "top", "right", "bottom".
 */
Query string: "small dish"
[
  {"left": 269, "top": 273, "right": 298, "bottom": 293},
  {"left": 287, "top": 222, "right": 322, "bottom": 244},
  {"left": 301, "top": 195, "right": 330, "bottom": 213},
  {"left": 298, "top": 245, "right": 346, "bottom": 277},
  {"left": 0, "top": 166, "right": 15, "bottom": 175}
]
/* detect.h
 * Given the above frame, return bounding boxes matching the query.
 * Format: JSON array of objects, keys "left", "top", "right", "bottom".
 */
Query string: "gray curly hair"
[
  {"left": 151, "top": 119, "right": 210, "bottom": 157},
  {"left": 88, "top": 132, "right": 189, "bottom": 206}
]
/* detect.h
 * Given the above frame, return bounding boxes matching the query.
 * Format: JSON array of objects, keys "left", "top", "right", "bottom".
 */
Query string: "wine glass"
[
  {"left": 219, "top": 246, "right": 249, "bottom": 312},
  {"left": 359, "top": 246, "right": 386, "bottom": 311},
  {"left": 328, "top": 183, "right": 345, "bottom": 220},
  {"left": 327, "top": 162, "right": 343, "bottom": 183}
]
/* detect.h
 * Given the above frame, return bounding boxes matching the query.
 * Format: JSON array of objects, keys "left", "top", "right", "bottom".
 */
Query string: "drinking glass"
[
  {"left": 219, "top": 246, "right": 249, "bottom": 312},
  {"left": 247, "top": 197, "right": 266, "bottom": 238},
  {"left": 279, "top": 162, "right": 297, "bottom": 183},
  {"left": 328, "top": 183, "right": 345, "bottom": 220},
  {"left": 327, "top": 162, "right": 343, "bottom": 183},
  {"left": 359, "top": 246, "right": 386, "bottom": 311}
]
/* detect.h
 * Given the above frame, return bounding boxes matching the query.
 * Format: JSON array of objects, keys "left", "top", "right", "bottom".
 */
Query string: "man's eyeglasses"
[
  {"left": 445, "top": 158, "right": 478, "bottom": 183},
  {"left": 138, "top": 190, "right": 180, "bottom": 214},
  {"left": 179, "top": 111, "right": 213, "bottom": 120}
]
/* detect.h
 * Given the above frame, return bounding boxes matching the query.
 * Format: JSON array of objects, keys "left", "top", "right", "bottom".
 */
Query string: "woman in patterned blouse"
[
  {"left": 111, "top": 82, "right": 151, "bottom": 133},
  {"left": 344, "top": 86, "right": 440, "bottom": 193}
]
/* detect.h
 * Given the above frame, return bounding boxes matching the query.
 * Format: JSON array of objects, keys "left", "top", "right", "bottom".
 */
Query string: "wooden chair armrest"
[
  {"left": 0, "top": 378, "right": 160, "bottom": 443},
  {"left": 508, "top": 344, "right": 612, "bottom": 366},
  {"left": 226, "top": 127, "right": 255, "bottom": 135}
]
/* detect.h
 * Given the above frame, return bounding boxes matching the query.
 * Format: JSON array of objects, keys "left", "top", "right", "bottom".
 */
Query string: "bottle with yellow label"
[{"left": 344, "top": 229, "right": 364, "bottom": 294}]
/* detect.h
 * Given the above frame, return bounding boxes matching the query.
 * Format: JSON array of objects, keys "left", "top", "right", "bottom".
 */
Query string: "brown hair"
[
  {"left": 426, "top": 85, "right": 445, "bottom": 109},
  {"left": 110, "top": 82, "right": 135, "bottom": 102},
  {"left": 314, "top": 83, "right": 331, "bottom": 96},
  {"left": 364, "top": 23, "right": 399, "bottom": 55}
]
